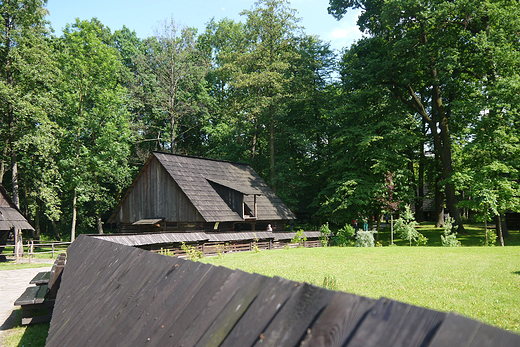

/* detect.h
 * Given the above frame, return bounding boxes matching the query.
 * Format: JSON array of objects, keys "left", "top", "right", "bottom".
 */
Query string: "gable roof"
[
  {"left": 0, "top": 185, "right": 34, "bottom": 231},
  {"left": 109, "top": 152, "right": 295, "bottom": 223}
]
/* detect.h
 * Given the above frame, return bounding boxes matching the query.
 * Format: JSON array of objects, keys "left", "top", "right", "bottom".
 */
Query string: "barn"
[{"left": 108, "top": 152, "right": 296, "bottom": 233}]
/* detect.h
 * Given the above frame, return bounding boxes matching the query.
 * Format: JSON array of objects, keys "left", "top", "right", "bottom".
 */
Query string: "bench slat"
[
  {"left": 14, "top": 285, "right": 48, "bottom": 306},
  {"left": 30, "top": 271, "right": 51, "bottom": 285}
]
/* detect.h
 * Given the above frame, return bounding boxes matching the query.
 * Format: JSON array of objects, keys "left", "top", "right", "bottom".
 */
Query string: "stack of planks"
[{"left": 46, "top": 236, "right": 520, "bottom": 347}]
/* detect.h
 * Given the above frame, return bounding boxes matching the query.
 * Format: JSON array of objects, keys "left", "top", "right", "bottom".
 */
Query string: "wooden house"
[
  {"left": 0, "top": 184, "right": 34, "bottom": 260},
  {"left": 108, "top": 152, "right": 296, "bottom": 233}
]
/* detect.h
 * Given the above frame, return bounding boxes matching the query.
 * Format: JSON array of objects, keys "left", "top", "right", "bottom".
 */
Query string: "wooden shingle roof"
[
  {"left": 152, "top": 152, "right": 295, "bottom": 223},
  {"left": 0, "top": 185, "right": 33, "bottom": 231},
  {"left": 46, "top": 236, "right": 520, "bottom": 347}
]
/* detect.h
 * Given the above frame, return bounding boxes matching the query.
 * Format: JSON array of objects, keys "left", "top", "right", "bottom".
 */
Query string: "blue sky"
[{"left": 46, "top": 0, "right": 363, "bottom": 52}]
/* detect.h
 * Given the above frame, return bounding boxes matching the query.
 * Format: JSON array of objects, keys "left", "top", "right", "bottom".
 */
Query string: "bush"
[
  {"left": 319, "top": 223, "right": 331, "bottom": 247},
  {"left": 394, "top": 205, "right": 419, "bottom": 246},
  {"left": 481, "top": 230, "right": 497, "bottom": 246},
  {"left": 441, "top": 217, "right": 460, "bottom": 247},
  {"left": 322, "top": 275, "right": 338, "bottom": 290},
  {"left": 355, "top": 230, "right": 375, "bottom": 247},
  {"left": 291, "top": 229, "right": 307, "bottom": 247},
  {"left": 416, "top": 233, "right": 428, "bottom": 246},
  {"left": 181, "top": 242, "right": 204, "bottom": 260},
  {"left": 335, "top": 223, "right": 355, "bottom": 247}
]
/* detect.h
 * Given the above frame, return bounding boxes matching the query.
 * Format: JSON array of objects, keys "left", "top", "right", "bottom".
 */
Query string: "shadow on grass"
[
  {"left": 1, "top": 309, "right": 49, "bottom": 347},
  {"left": 513, "top": 271, "right": 520, "bottom": 276}
]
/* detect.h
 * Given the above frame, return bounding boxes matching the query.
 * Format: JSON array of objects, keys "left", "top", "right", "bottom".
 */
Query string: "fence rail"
[
  {"left": 150, "top": 238, "right": 323, "bottom": 259},
  {"left": 2, "top": 240, "right": 71, "bottom": 262}
]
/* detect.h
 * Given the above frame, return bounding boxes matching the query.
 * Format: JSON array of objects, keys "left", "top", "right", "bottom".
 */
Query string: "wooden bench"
[{"left": 14, "top": 253, "right": 66, "bottom": 325}]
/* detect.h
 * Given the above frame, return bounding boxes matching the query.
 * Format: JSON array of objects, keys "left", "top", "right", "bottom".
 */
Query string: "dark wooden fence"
[{"left": 46, "top": 235, "right": 520, "bottom": 347}]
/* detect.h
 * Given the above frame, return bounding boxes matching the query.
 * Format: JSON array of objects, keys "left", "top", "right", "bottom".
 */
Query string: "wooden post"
[
  {"left": 52, "top": 243, "right": 55, "bottom": 259},
  {"left": 14, "top": 227, "right": 23, "bottom": 262}
]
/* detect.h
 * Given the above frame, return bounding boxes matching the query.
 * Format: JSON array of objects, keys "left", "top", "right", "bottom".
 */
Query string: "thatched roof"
[{"left": 0, "top": 185, "right": 33, "bottom": 231}]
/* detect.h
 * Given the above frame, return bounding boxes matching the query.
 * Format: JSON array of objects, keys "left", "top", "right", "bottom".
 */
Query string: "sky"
[{"left": 45, "top": 0, "right": 363, "bottom": 52}]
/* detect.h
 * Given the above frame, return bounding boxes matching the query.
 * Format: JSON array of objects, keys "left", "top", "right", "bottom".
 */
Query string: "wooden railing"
[
  {"left": 2, "top": 240, "right": 71, "bottom": 262},
  {"left": 151, "top": 239, "right": 323, "bottom": 259}
]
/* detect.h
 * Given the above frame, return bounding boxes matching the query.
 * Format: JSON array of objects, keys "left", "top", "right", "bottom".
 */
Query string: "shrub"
[
  {"left": 441, "top": 216, "right": 460, "bottom": 247},
  {"left": 416, "top": 233, "right": 428, "bottom": 246},
  {"left": 291, "top": 229, "right": 307, "bottom": 247},
  {"left": 335, "top": 223, "right": 355, "bottom": 247},
  {"left": 394, "top": 205, "right": 419, "bottom": 246},
  {"left": 252, "top": 234, "right": 260, "bottom": 253},
  {"left": 181, "top": 242, "right": 204, "bottom": 260},
  {"left": 481, "top": 230, "right": 497, "bottom": 246},
  {"left": 319, "top": 223, "right": 331, "bottom": 247},
  {"left": 159, "top": 248, "right": 175, "bottom": 257},
  {"left": 322, "top": 275, "right": 338, "bottom": 290},
  {"left": 355, "top": 230, "right": 375, "bottom": 247}
]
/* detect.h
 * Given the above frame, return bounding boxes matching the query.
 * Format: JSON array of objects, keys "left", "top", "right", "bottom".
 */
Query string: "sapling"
[
  {"left": 394, "top": 205, "right": 419, "bottom": 246},
  {"left": 441, "top": 216, "right": 460, "bottom": 247}
]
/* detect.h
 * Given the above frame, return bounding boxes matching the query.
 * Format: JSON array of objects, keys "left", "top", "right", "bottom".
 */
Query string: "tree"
[
  {"left": 326, "top": 0, "right": 520, "bottom": 233},
  {"left": 58, "top": 19, "right": 134, "bottom": 240},
  {"left": 0, "top": 0, "right": 63, "bottom": 247},
  {"left": 134, "top": 18, "right": 210, "bottom": 155},
  {"left": 232, "top": 0, "right": 301, "bottom": 191}
]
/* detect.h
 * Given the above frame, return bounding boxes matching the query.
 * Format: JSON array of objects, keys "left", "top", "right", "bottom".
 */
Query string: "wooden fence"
[
  {"left": 46, "top": 235, "right": 520, "bottom": 347},
  {"left": 2, "top": 240, "right": 71, "bottom": 261},
  {"left": 150, "top": 239, "right": 323, "bottom": 258}
]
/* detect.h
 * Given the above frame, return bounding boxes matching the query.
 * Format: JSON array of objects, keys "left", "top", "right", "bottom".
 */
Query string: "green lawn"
[{"left": 202, "top": 245, "right": 520, "bottom": 333}]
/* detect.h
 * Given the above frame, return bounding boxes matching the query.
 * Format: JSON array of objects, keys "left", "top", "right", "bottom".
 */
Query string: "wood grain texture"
[{"left": 46, "top": 236, "right": 520, "bottom": 347}]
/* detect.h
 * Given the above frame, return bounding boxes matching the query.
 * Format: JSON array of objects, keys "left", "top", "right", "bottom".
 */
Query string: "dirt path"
[{"left": 0, "top": 264, "right": 52, "bottom": 344}]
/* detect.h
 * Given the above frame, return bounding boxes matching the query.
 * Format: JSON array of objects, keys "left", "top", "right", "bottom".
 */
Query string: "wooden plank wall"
[
  {"left": 46, "top": 235, "right": 520, "bottom": 347},
  {"left": 116, "top": 157, "right": 204, "bottom": 224}
]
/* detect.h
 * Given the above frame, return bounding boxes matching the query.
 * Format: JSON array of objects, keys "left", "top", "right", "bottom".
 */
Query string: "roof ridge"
[{"left": 152, "top": 151, "right": 251, "bottom": 167}]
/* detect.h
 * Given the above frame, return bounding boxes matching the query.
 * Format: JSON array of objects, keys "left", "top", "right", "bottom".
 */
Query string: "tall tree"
[
  {"left": 0, "top": 0, "right": 62, "bottom": 246},
  {"left": 231, "top": 0, "right": 301, "bottom": 191},
  {"left": 327, "top": 0, "right": 520, "bottom": 232},
  {"left": 58, "top": 19, "right": 133, "bottom": 240},
  {"left": 134, "top": 18, "right": 210, "bottom": 155}
]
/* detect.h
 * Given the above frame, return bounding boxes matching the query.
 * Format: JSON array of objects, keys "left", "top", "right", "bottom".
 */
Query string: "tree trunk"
[
  {"left": 434, "top": 177, "right": 444, "bottom": 228},
  {"left": 432, "top": 72, "right": 464, "bottom": 233},
  {"left": 97, "top": 215, "right": 104, "bottom": 234},
  {"left": 496, "top": 214, "right": 505, "bottom": 246},
  {"left": 170, "top": 114, "right": 176, "bottom": 154},
  {"left": 11, "top": 151, "right": 19, "bottom": 208},
  {"left": 390, "top": 214, "right": 394, "bottom": 245},
  {"left": 0, "top": 144, "right": 8, "bottom": 184},
  {"left": 34, "top": 201, "right": 41, "bottom": 244},
  {"left": 269, "top": 111, "right": 276, "bottom": 193},
  {"left": 51, "top": 219, "right": 61, "bottom": 241},
  {"left": 500, "top": 214, "right": 509, "bottom": 238},
  {"left": 71, "top": 187, "right": 77, "bottom": 242},
  {"left": 416, "top": 120, "right": 425, "bottom": 222}
]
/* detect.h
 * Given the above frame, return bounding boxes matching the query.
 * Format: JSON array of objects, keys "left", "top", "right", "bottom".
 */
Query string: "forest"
[{"left": 0, "top": 0, "right": 519, "bottom": 242}]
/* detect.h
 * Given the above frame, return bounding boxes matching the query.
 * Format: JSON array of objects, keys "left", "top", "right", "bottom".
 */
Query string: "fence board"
[
  {"left": 220, "top": 276, "right": 297, "bottom": 347},
  {"left": 251, "top": 282, "right": 335, "bottom": 347},
  {"left": 428, "top": 313, "right": 520, "bottom": 347},
  {"left": 299, "top": 292, "right": 377, "bottom": 347},
  {"left": 46, "top": 236, "right": 520, "bottom": 347},
  {"left": 346, "top": 297, "right": 446, "bottom": 347},
  {"left": 195, "top": 273, "right": 269, "bottom": 347},
  {"left": 170, "top": 270, "right": 258, "bottom": 347}
]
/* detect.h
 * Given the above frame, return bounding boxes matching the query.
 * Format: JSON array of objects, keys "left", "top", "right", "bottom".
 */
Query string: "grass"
[
  {"left": 1, "top": 310, "right": 49, "bottom": 347},
  {"left": 375, "top": 222, "right": 520, "bottom": 247},
  {"left": 0, "top": 262, "right": 52, "bottom": 270},
  {"left": 202, "top": 244, "right": 520, "bottom": 333}
]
